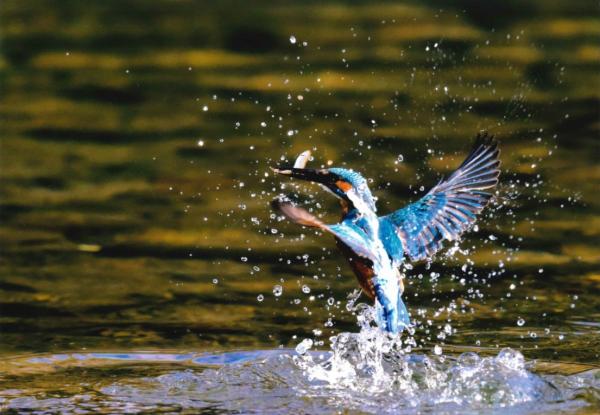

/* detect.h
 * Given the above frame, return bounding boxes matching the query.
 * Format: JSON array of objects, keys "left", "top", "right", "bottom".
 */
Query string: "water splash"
[
  {"left": 290, "top": 303, "right": 598, "bottom": 413},
  {"left": 0, "top": 346, "right": 597, "bottom": 414}
]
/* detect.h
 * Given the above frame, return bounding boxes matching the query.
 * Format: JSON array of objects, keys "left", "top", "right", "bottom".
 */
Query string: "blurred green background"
[{"left": 0, "top": 1, "right": 598, "bottom": 363}]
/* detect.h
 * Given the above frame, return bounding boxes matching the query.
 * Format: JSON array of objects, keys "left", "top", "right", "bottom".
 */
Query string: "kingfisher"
[{"left": 271, "top": 133, "right": 500, "bottom": 334}]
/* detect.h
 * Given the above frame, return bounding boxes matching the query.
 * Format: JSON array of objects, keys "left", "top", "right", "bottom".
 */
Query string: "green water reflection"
[{"left": 1, "top": 0, "right": 599, "bottom": 367}]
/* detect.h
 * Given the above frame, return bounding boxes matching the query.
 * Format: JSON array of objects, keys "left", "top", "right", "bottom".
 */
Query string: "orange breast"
[{"left": 335, "top": 238, "right": 376, "bottom": 300}]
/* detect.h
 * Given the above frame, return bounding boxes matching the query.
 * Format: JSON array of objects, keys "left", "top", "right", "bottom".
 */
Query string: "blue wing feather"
[
  {"left": 378, "top": 215, "right": 404, "bottom": 264},
  {"left": 380, "top": 133, "right": 500, "bottom": 262},
  {"left": 327, "top": 222, "right": 373, "bottom": 260}
]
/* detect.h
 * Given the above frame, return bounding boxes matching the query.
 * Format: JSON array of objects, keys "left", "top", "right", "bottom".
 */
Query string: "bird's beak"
[{"left": 271, "top": 167, "right": 332, "bottom": 185}]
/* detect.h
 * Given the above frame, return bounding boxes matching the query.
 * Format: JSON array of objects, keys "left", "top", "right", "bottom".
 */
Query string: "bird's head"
[{"left": 271, "top": 166, "right": 377, "bottom": 213}]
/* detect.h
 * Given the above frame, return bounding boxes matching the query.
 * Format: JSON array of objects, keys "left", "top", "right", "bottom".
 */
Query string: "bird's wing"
[
  {"left": 379, "top": 133, "right": 500, "bottom": 262},
  {"left": 271, "top": 198, "right": 373, "bottom": 259}
]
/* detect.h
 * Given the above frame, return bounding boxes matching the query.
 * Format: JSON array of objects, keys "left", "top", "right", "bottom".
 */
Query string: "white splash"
[{"left": 292, "top": 303, "right": 562, "bottom": 410}]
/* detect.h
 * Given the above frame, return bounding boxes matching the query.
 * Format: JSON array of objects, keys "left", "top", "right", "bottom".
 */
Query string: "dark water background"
[{"left": 1, "top": 0, "right": 599, "bottom": 371}]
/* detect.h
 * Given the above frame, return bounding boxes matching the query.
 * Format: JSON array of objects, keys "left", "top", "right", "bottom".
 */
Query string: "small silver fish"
[{"left": 293, "top": 150, "right": 312, "bottom": 169}]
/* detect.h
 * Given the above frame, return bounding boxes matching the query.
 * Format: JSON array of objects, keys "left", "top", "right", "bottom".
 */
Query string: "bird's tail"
[{"left": 373, "top": 279, "right": 411, "bottom": 334}]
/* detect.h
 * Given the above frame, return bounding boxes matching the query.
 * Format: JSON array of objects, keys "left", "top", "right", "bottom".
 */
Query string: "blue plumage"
[
  {"left": 272, "top": 133, "right": 500, "bottom": 333},
  {"left": 381, "top": 134, "right": 500, "bottom": 261}
]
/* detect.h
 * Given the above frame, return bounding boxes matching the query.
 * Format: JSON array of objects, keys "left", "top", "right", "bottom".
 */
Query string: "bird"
[{"left": 271, "top": 133, "right": 500, "bottom": 334}]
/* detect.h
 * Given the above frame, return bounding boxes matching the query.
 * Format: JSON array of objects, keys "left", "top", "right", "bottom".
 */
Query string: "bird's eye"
[{"left": 335, "top": 180, "right": 353, "bottom": 192}]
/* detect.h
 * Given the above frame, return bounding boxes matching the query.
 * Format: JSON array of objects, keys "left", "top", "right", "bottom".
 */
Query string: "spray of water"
[{"left": 290, "top": 299, "right": 578, "bottom": 411}]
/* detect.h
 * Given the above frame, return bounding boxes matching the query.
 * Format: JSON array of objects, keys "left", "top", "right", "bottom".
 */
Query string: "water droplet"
[
  {"left": 295, "top": 338, "right": 313, "bottom": 355},
  {"left": 517, "top": 318, "right": 525, "bottom": 327},
  {"left": 289, "top": 35, "right": 297, "bottom": 44},
  {"left": 212, "top": 278, "right": 218, "bottom": 284},
  {"left": 202, "top": 105, "right": 208, "bottom": 111},
  {"left": 197, "top": 140, "right": 204, "bottom": 147},
  {"left": 273, "top": 285, "right": 283, "bottom": 297},
  {"left": 497, "top": 348, "right": 525, "bottom": 370},
  {"left": 302, "top": 285, "right": 311, "bottom": 294},
  {"left": 433, "top": 345, "right": 443, "bottom": 355},
  {"left": 257, "top": 294, "right": 264, "bottom": 302}
]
